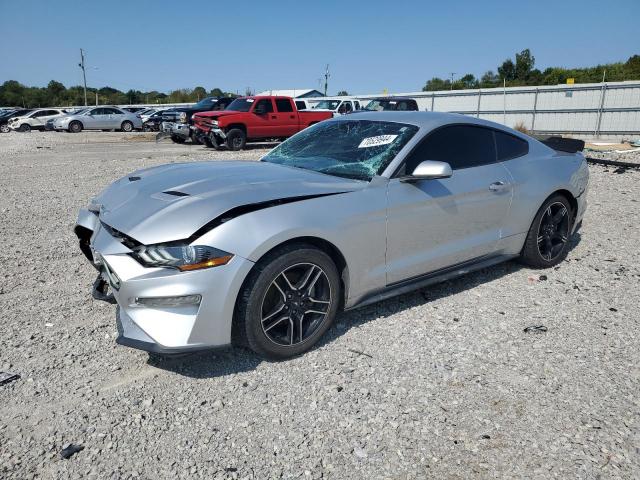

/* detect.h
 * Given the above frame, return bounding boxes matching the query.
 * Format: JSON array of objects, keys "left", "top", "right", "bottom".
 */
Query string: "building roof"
[{"left": 255, "top": 89, "right": 324, "bottom": 98}]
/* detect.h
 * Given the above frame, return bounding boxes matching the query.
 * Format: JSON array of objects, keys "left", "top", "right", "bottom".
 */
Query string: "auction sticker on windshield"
[{"left": 358, "top": 135, "right": 398, "bottom": 148}]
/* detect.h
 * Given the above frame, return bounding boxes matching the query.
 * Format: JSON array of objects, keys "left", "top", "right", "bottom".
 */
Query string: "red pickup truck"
[{"left": 191, "top": 96, "right": 333, "bottom": 150}]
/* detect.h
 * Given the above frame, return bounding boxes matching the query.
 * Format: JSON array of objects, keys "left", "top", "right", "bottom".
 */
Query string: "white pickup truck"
[{"left": 311, "top": 98, "right": 362, "bottom": 116}]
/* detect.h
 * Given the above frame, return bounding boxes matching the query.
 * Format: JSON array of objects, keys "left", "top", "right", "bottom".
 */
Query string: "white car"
[
  {"left": 50, "top": 107, "right": 143, "bottom": 133},
  {"left": 8, "top": 108, "right": 67, "bottom": 132}
]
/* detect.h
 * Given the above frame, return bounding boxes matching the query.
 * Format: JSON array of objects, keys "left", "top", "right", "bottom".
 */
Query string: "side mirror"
[{"left": 401, "top": 160, "right": 452, "bottom": 182}]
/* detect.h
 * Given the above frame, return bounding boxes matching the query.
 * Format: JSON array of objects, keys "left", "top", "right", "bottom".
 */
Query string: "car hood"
[{"left": 94, "top": 160, "right": 364, "bottom": 245}]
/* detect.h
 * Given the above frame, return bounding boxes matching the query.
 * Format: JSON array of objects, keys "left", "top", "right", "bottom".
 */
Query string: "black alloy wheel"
[{"left": 260, "top": 263, "right": 332, "bottom": 347}]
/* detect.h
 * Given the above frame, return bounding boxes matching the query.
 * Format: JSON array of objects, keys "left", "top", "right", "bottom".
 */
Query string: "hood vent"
[
  {"left": 128, "top": 176, "right": 141, "bottom": 182},
  {"left": 163, "top": 190, "right": 190, "bottom": 197}
]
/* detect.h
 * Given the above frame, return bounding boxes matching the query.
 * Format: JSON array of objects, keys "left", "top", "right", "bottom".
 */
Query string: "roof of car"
[{"left": 331, "top": 111, "right": 529, "bottom": 138}]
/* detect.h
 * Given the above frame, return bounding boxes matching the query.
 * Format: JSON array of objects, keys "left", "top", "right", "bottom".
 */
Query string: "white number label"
[{"left": 358, "top": 135, "right": 398, "bottom": 148}]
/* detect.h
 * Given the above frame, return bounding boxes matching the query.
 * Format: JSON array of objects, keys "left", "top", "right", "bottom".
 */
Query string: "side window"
[
  {"left": 402, "top": 125, "right": 497, "bottom": 174},
  {"left": 32, "top": 111, "right": 47, "bottom": 117},
  {"left": 275, "top": 98, "right": 293, "bottom": 112},
  {"left": 396, "top": 101, "right": 408, "bottom": 111},
  {"left": 91, "top": 108, "right": 106, "bottom": 115},
  {"left": 495, "top": 130, "right": 529, "bottom": 160},
  {"left": 354, "top": 101, "right": 361, "bottom": 110},
  {"left": 105, "top": 108, "right": 122, "bottom": 115},
  {"left": 295, "top": 101, "right": 307, "bottom": 110},
  {"left": 255, "top": 99, "right": 274, "bottom": 113}
]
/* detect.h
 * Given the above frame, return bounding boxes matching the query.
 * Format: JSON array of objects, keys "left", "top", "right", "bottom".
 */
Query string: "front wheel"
[
  {"left": 170, "top": 135, "right": 186, "bottom": 144},
  {"left": 234, "top": 244, "right": 340, "bottom": 359},
  {"left": 69, "top": 121, "right": 83, "bottom": 133},
  {"left": 520, "top": 194, "right": 574, "bottom": 268},
  {"left": 18, "top": 123, "right": 31, "bottom": 132},
  {"left": 0, "top": 123, "right": 10, "bottom": 133},
  {"left": 121, "top": 121, "right": 134, "bottom": 132},
  {"left": 226, "top": 128, "right": 246, "bottom": 151}
]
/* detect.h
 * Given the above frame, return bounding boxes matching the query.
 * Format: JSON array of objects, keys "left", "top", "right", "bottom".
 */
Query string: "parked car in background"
[
  {"left": 160, "top": 97, "right": 235, "bottom": 144},
  {"left": 142, "top": 110, "right": 168, "bottom": 132},
  {"left": 123, "top": 107, "right": 147, "bottom": 113},
  {"left": 191, "top": 96, "right": 333, "bottom": 150},
  {"left": 313, "top": 98, "right": 361, "bottom": 116},
  {"left": 76, "top": 111, "right": 588, "bottom": 359},
  {"left": 50, "top": 106, "right": 142, "bottom": 133},
  {"left": 360, "top": 97, "right": 419, "bottom": 111},
  {"left": 0, "top": 108, "right": 32, "bottom": 133},
  {"left": 8, "top": 108, "right": 67, "bottom": 132},
  {"left": 294, "top": 99, "right": 311, "bottom": 110}
]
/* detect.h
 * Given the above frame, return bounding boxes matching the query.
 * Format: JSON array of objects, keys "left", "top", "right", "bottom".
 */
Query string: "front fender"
[{"left": 194, "top": 183, "right": 389, "bottom": 305}]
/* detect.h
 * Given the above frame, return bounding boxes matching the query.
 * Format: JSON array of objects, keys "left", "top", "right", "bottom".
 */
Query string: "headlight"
[
  {"left": 132, "top": 244, "right": 233, "bottom": 271},
  {"left": 209, "top": 120, "right": 218, "bottom": 127},
  {"left": 179, "top": 112, "right": 187, "bottom": 123}
]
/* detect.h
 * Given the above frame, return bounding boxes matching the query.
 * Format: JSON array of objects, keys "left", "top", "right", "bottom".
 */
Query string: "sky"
[{"left": 1, "top": 0, "right": 638, "bottom": 96}]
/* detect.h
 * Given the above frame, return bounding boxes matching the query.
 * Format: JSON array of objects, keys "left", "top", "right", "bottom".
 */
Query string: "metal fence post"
[
  {"left": 531, "top": 88, "right": 538, "bottom": 131},
  {"left": 431, "top": 94, "right": 435, "bottom": 112},
  {"left": 595, "top": 84, "right": 607, "bottom": 137},
  {"left": 476, "top": 90, "right": 482, "bottom": 118}
]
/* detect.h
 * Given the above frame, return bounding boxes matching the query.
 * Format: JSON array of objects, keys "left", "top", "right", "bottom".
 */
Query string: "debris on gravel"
[{"left": 0, "top": 132, "right": 639, "bottom": 479}]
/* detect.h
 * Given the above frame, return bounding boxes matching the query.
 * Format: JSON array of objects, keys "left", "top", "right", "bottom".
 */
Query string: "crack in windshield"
[{"left": 262, "top": 120, "right": 419, "bottom": 181}]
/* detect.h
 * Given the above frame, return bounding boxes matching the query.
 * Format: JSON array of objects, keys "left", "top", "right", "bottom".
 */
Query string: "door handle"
[
  {"left": 270, "top": 115, "right": 277, "bottom": 119},
  {"left": 489, "top": 181, "right": 509, "bottom": 192},
  {"left": 289, "top": 115, "right": 295, "bottom": 119}
]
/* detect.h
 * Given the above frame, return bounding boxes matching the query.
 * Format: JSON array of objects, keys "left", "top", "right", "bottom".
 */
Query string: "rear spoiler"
[{"left": 533, "top": 135, "right": 585, "bottom": 153}]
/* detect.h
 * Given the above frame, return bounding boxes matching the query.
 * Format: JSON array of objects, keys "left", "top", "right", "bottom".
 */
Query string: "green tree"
[
  {"left": 515, "top": 49, "right": 535, "bottom": 81},
  {"left": 498, "top": 58, "right": 516, "bottom": 81},
  {"left": 336, "top": 90, "right": 349, "bottom": 96},
  {"left": 192, "top": 86, "right": 207, "bottom": 101},
  {"left": 422, "top": 77, "right": 451, "bottom": 91},
  {"left": 209, "top": 87, "right": 224, "bottom": 97}
]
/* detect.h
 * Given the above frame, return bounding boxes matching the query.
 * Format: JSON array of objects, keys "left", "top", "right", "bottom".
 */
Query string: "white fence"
[{"left": 355, "top": 81, "right": 640, "bottom": 138}]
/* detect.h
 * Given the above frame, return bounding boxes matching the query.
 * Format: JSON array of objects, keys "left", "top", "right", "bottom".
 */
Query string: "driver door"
[{"left": 385, "top": 125, "right": 513, "bottom": 284}]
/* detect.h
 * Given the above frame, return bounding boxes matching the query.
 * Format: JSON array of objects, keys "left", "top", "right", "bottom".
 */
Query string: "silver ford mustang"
[{"left": 75, "top": 112, "right": 588, "bottom": 359}]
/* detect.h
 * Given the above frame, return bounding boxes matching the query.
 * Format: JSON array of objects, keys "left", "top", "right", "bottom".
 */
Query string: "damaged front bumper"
[
  {"left": 160, "top": 121, "right": 191, "bottom": 140},
  {"left": 74, "top": 208, "right": 254, "bottom": 354}
]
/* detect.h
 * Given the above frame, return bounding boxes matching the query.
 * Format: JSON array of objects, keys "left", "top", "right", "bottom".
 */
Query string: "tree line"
[
  {"left": 423, "top": 50, "right": 640, "bottom": 91},
  {"left": 0, "top": 81, "right": 237, "bottom": 108}
]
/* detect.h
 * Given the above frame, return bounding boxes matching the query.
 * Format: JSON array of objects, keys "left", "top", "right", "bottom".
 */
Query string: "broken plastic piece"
[
  {"left": 0, "top": 372, "right": 20, "bottom": 386},
  {"left": 523, "top": 325, "right": 548, "bottom": 334},
  {"left": 60, "top": 444, "right": 84, "bottom": 459}
]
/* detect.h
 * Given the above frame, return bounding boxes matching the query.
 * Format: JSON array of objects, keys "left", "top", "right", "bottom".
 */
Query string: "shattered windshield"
[
  {"left": 314, "top": 100, "right": 341, "bottom": 110},
  {"left": 262, "top": 120, "right": 419, "bottom": 181}
]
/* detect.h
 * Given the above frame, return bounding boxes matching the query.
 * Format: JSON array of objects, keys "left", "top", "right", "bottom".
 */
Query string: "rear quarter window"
[{"left": 495, "top": 130, "right": 529, "bottom": 160}]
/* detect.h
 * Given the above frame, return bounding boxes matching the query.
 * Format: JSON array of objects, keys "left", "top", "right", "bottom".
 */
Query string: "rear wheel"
[
  {"left": 0, "top": 123, "right": 9, "bottom": 133},
  {"left": 190, "top": 132, "right": 202, "bottom": 145},
  {"left": 520, "top": 194, "right": 574, "bottom": 268},
  {"left": 234, "top": 244, "right": 340, "bottom": 359},
  {"left": 69, "top": 121, "right": 83, "bottom": 133},
  {"left": 121, "top": 121, "right": 134, "bottom": 132},
  {"left": 170, "top": 135, "right": 186, "bottom": 144},
  {"left": 226, "top": 128, "right": 246, "bottom": 151},
  {"left": 18, "top": 123, "right": 31, "bottom": 132}
]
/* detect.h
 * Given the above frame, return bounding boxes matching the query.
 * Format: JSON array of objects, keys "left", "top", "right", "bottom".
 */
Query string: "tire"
[
  {"left": 226, "top": 128, "right": 246, "bottom": 151},
  {"left": 69, "top": 121, "right": 83, "bottom": 133},
  {"left": 0, "top": 124, "right": 9, "bottom": 133},
  {"left": 202, "top": 136, "right": 214, "bottom": 148},
  {"left": 121, "top": 121, "right": 134, "bottom": 132},
  {"left": 170, "top": 135, "right": 186, "bottom": 144},
  {"left": 18, "top": 123, "right": 31, "bottom": 132},
  {"left": 234, "top": 244, "right": 341, "bottom": 360},
  {"left": 190, "top": 132, "right": 202, "bottom": 145},
  {"left": 519, "top": 194, "right": 574, "bottom": 268}
]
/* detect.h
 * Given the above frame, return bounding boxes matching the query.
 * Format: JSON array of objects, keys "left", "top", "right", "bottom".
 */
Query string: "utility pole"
[
  {"left": 449, "top": 72, "right": 456, "bottom": 90},
  {"left": 78, "top": 49, "right": 88, "bottom": 106},
  {"left": 323, "top": 64, "right": 330, "bottom": 97}
]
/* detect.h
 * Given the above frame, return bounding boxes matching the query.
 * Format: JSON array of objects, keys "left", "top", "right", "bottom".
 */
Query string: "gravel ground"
[{"left": 0, "top": 131, "right": 638, "bottom": 479}]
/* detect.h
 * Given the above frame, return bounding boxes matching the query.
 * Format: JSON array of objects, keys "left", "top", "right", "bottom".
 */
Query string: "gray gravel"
[{"left": 1, "top": 131, "right": 638, "bottom": 479}]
